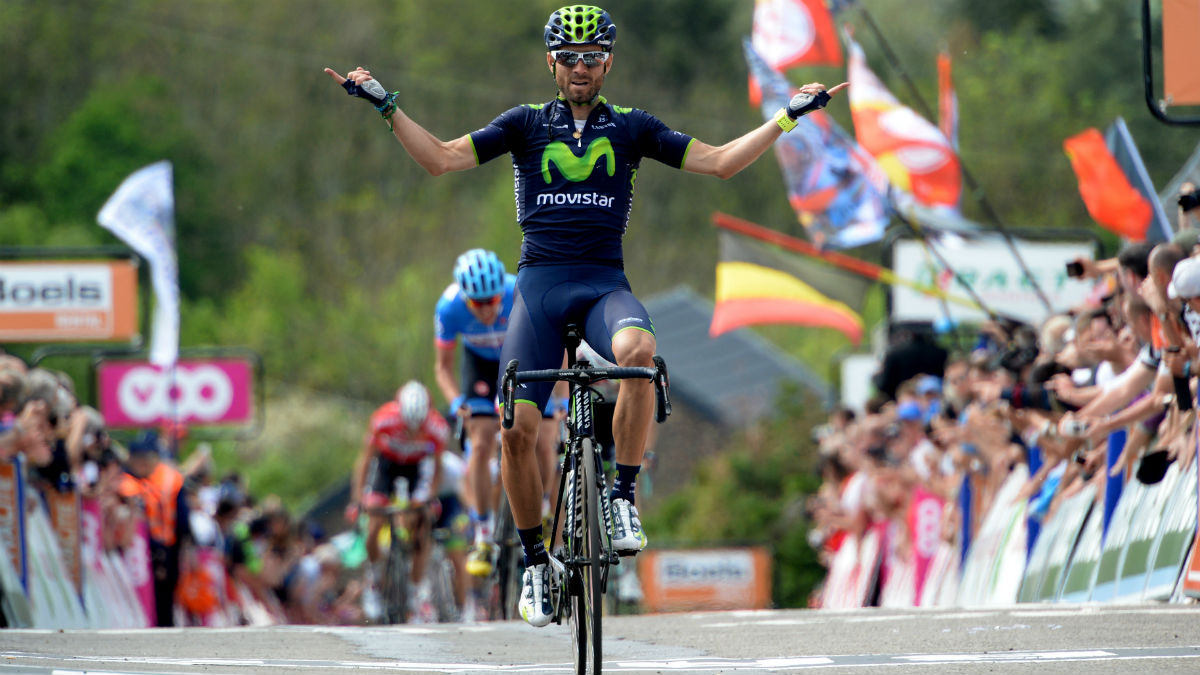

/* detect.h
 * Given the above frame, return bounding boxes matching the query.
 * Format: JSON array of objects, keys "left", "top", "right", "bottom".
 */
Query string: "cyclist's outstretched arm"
[
  {"left": 325, "top": 67, "right": 476, "bottom": 176},
  {"left": 683, "top": 81, "right": 847, "bottom": 180}
]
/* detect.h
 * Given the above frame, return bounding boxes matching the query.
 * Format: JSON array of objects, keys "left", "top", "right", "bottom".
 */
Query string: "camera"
[
  {"left": 1179, "top": 188, "right": 1200, "bottom": 213},
  {"left": 1065, "top": 261, "right": 1085, "bottom": 278},
  {"left": 810, "top": 424, "right": 834, "bottom": 443},
  {"left": 1062, "top": 418, "right": 1089, "bottom": 437}
]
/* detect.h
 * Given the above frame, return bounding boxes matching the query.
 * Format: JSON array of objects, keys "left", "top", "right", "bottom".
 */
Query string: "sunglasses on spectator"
[
  {"left": 551, "top": 50, "right": 610, "bottom": 67},
  {"left": 467, "top": 295, "right": 502, "bottom": 309}
]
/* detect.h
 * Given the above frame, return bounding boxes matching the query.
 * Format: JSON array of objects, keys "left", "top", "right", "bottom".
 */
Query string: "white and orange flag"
[
  {"left": 749, "top": 0, "right": 842, "bottom": 105},
  {"left": 847, "top": 37, "right": 961, "bottom": 211}
]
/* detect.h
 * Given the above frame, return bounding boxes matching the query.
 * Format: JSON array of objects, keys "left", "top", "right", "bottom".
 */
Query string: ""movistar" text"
[{"left": 535, "top": 192, "right": 615, "bottom": 207}]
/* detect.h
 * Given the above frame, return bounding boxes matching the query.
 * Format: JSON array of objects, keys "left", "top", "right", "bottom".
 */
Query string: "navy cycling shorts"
[
  {"left": 460, "top": 349, "right": 499, "bottom": 417},
  {"left": 499, "top": 263, "right": 653, "bottom": 413}
]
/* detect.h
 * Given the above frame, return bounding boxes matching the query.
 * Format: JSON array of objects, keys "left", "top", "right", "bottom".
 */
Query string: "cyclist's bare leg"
[
  {"left": 610, "top": 328, "right": 656, "bottom": 467},
  {"left": 447, "top": 547, "right": 468, "bottom": 608},
  {"left": 465, "top": 415, "right": 500, "bottom": 540},
  {"left": 536, "top": 416, "right": 560, "bottom": 517},
  {"left": 404, "top": 510, "right": 430, "bottom": 587},
  {"left": 500, "top": 403, "right": 544, "bottom": 530},
  {"left": 365, "top": 513, "right": 386, "bottom": 565}
]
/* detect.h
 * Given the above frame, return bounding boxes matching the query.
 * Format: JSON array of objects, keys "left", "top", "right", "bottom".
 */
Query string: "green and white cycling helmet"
[{"left": 544, "top": 5, "right": 616, "bottom": 52}]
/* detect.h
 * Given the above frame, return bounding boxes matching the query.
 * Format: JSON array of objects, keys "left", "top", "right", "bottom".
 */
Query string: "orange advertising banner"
[
  {"left": 45, "top": 489, "right": 82, "bottom": 595},
  {"left": 639, "top": 547, "right": 772, "bottom": 612},
  {"left": 0, "top": 260, "right": 138, "bottom": 342},
  {"left": 1164, "top": 0, "right": 1200, "bottom": 106}
]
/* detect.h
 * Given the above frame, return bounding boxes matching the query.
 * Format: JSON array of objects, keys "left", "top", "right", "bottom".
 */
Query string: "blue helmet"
[{"left": 453, "top": 249, "right": 506, "bottom": 300}]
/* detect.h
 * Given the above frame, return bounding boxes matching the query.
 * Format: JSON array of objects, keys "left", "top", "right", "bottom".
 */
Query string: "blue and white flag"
[
  {"left": 744, "top": 39, "right": 889, "bottom": 249},
  {"left": 97, "top": 161, "right": 179, "bottom": 366}
]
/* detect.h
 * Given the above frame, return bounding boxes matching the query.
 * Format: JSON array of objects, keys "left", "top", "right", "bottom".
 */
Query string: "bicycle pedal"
[{"left": 616, "top": 549, "right": 640, "bottom": 558}]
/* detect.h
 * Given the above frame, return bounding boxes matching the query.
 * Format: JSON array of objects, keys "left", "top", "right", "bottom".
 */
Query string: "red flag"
[
  {"left": 1063, "top": 128, "right": 1152, "bottom": 241},
  {"left": 937, "top": 50, "right": 958, "bottom": 151},
  {"left": 749, "top": 0, "right": 842, "bottom": 106}
]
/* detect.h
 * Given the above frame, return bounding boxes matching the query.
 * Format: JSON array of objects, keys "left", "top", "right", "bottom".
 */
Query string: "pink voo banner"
[{"left": 97, "top": 358, "right": 253, "bottom": 428}]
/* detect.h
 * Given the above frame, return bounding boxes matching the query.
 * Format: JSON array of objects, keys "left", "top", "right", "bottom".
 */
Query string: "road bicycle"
[
  {"left": 366, "top": 482, "right": 436, "bottom": 625},
  {"left": 502, "top": 323, "right": 670, "bottom": 674}
]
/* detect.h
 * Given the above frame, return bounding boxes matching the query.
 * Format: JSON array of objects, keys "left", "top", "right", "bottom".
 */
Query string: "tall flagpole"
[
  {"left": 712, "top": 212, "right": 1010, "bottom": 319},
  {"left": 848, "top": 2, "right": 1054, "bottom": 315}
]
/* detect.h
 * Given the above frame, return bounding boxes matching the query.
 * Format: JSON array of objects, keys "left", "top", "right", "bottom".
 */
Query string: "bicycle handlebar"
[{"left": 501, "top": 357, "right": 671, "bottom": 429}]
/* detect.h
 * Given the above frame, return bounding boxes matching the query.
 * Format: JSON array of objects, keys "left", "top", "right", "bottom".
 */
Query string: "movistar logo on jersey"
[
  {"left": 535, "top": 191, "right": 615, "bottom": 207},
  {"left": 541, "top": 137, "right": 615, "bottom": 183}
]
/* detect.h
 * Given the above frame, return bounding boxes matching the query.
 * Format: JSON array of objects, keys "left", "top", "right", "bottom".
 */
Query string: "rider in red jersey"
[{"left": 349, "top": 381, "right": 448, "bottom": 613}]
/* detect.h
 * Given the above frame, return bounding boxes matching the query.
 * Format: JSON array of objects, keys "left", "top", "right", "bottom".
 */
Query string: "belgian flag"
[{"left": 711, "top": 232, "right": 867, "bottom": 345}]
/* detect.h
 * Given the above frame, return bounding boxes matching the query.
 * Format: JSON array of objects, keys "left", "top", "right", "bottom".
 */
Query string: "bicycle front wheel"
[
  {"left": 569, "top": 438, "right": 604, "bottom": 674},
  {"left": 382, "top": 531, "right": 411, "bottom": 624}
]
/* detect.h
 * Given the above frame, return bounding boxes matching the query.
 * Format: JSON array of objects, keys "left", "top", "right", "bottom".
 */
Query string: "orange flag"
[{"left": 1063, "top": 128, "right": 1152, "bottom": 241}]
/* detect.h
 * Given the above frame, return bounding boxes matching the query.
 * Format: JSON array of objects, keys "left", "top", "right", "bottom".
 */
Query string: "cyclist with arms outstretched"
[{"left": 326, "top": 5, "right": 846, "bottom": 627}]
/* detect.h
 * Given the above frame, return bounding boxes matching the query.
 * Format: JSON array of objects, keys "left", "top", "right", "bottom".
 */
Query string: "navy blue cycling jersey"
[{"left": 469, "top": 96, "right": 694, "bottom": 267}]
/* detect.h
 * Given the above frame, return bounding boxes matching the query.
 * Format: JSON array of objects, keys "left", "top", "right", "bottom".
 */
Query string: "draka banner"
[
  {"left": 847, "top": 37, "right": 961, "bottom": 212},
  {"left": 744, "top": 40, "right": 888, "bottom": 249},
  {"left": 97, "top": 161, "right": 178, "bottom": 366}
]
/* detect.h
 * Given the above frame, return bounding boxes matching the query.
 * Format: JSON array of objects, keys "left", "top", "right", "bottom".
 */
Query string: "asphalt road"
[{"left": 1, "top": 604, "right": 1198, "bottom": 674}]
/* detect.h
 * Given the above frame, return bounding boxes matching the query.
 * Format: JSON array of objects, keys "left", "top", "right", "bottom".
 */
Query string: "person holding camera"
[{"left": 1177, "top": 181, "right": 1199, "bottom": 233}]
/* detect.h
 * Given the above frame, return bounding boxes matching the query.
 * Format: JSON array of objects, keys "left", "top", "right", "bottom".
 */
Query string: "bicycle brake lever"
[{"left": 502, "top": 359, "right": 519, "bottom": 429}]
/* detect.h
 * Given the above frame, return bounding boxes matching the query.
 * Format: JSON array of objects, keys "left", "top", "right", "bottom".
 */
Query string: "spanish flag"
[{"left": 711, "top": 232, "right": 866, "bottom": 345}]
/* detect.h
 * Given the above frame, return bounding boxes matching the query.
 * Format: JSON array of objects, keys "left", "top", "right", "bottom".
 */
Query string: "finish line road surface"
[{"left": 1, "top": 605, "right": 1198, "bottom": 674}]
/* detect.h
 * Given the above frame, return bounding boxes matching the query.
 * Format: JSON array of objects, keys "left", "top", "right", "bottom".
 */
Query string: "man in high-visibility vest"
[{"left": 119, "top": 431, "right": 191, "bottom": 626}]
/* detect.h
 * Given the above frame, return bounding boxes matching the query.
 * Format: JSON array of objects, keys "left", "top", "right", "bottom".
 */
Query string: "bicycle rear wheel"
[{"left": 569, "top": 438, "right": 604, "bottom": 674}]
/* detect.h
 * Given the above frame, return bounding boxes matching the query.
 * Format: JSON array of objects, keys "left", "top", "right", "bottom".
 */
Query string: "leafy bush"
[{"left": 642, "top": 383, "right": 827, "bottom": 607}]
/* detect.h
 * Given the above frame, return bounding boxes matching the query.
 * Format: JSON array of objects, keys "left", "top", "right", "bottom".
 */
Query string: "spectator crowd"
[
  {"left": 0, "top": 353, "right": 366, "bottom": 627},
  {"left": 807, "top": 224, "right": 1200, "bottom": 607}
]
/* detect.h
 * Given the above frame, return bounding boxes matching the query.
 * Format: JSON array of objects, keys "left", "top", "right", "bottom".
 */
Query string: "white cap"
[{"left": 1168, "top": 257, "right": 1200, "bottom": 299}]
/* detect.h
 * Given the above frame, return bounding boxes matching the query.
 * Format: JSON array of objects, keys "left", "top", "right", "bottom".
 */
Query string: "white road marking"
[
  {"left": 5, "top": 647, "right": 1200, "bottom": 674},
  {"left": 898, "top": 650, "right": 1115, "bottom": 662}
]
